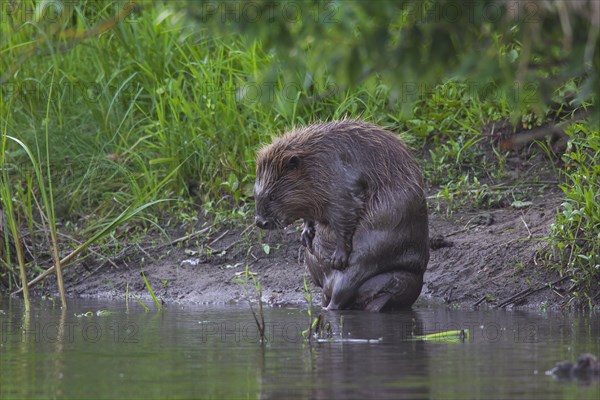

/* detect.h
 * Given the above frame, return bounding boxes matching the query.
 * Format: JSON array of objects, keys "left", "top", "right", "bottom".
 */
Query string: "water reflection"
[{"left": 0, "top": 297, "right": 598, "bottom": 399}]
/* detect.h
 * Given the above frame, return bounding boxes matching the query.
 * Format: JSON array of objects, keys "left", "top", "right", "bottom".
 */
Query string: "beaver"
[
  {"left": 546, "top": 353, "right": 600, "bottom": 383},
  {"left": 254, "top": 119, "right": 429, "bottom": 311}
]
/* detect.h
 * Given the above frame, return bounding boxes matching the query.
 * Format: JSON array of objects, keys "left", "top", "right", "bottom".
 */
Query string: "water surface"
[{"left": 1, "top": 296, "right": 598, "bottom": 399}]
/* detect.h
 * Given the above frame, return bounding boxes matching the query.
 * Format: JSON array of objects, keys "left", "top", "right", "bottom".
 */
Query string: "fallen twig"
[
  {"left": 498, "top": 288, "right": 533, "bottom": 308},
  {"left": 520, "top": 215, "right": 532, "bottom": 238},
  {"left": 445, "top": 227, "right": 470, "bottom": 237},
  {"left": 240, "top": 223, "right": 255, "bottom": 237},
  {"left": 220, "top": 239, "right": 242, "bottom": 253},
  {"left": 497, "top": 276, "right": 571, "bottom": 308},
  {"left": 167, "top": 224, "right": 214, "bottom": 247},
  {"left": 208, "top": 230, "right": 229, "bottom": 247},
  {"left": 473, "top": 295, "right": 489, "bottom": 307}
]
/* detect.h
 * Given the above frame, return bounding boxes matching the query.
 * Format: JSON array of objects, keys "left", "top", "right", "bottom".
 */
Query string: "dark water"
[{"left": 0, "top": 296, "right": 598, "bottom": 399}]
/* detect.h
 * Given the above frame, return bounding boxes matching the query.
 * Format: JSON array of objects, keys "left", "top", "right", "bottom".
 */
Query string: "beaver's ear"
[{"left": 286, "top": 155, "right": 302, "bottom": 170}]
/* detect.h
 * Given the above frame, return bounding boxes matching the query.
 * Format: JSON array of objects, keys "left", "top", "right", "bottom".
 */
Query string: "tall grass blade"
[
  {"left": 129, "top": 291, "right": 150, "bottom": 312},
  {"left": 7, "top": 133, "right": 65, "bottom": 305},
  {"left": 1, "top": 128, "right": 30, "bottom": 311},
  {"left": 43, "top": 73, "right": 67, "bottom": 308},
  {"left": 141, "top": 271, "right": 162, "bottom": 310}
]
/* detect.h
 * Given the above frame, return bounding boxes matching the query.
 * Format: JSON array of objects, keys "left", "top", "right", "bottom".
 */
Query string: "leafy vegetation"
[
  {"left": 0, "top": 1, "right": 598, "bottom": 303},
  {"left": 549, "top": 122, "right": 600, "bottom": 305},
  {"left": 183, "top": 0, "right": 599, "bottom": 116}
]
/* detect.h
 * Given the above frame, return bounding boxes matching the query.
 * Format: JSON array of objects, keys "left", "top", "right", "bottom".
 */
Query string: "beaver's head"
[
  {"left": 574, "top": 353, "right": 600, "bottom": 376},
  {"left": 254, "top": 146, "right": 305, "bottom": 229},
  {"left": 254, "top": 132, "right": 323, "bottom": 229}
]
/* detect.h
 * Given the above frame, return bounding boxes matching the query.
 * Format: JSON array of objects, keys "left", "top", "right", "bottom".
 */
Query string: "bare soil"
[
  {"left": 33, "top": 192, "right": 595, "bottom": 310},
  {"left": 35, "top": 191, "right": 597, "bottom": 311}
]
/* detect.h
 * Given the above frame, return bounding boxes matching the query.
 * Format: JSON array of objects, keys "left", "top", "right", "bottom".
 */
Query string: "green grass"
[
  {"left": 0, "top": 2, "right": 598, "bottom": 302},
  {"left": 549, "top": 121, "right": 600, "bottom": 305},
  {"left": 0, "top": 129, "right": 31, "bottom": 310},
  {"left": 3, "top": 5, "right": 487, "bottom": 218}
]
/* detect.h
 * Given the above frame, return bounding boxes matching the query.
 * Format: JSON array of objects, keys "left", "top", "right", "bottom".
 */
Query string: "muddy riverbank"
[{"left": 31, "top": 185, "right": 596, "bottom": 310}]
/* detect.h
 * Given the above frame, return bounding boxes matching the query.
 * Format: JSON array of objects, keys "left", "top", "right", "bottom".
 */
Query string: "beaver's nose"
[{"left": 255, "top": 216, "right": 271, "bottom": 229}]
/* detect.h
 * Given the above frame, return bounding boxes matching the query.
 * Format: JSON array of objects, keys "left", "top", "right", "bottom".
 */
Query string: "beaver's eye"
[
  {"left": 269, "top": 192, "right": 276, "bottom": 201},
  {"left": 287, "top": 155, "right": 301, "bottom": 170}
]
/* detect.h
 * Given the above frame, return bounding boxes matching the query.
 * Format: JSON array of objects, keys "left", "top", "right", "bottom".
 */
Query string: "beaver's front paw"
[
  {"left": 330, "top": 247, "right": 349, "bottom": 270},
  {"left": 301, "top": 222, "right": 315, "bottom": 251}
]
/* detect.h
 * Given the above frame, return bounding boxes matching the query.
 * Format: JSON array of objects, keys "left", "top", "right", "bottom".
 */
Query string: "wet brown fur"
[{"left": 254, "top": 119, "right": 429, "bottom": 311}]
